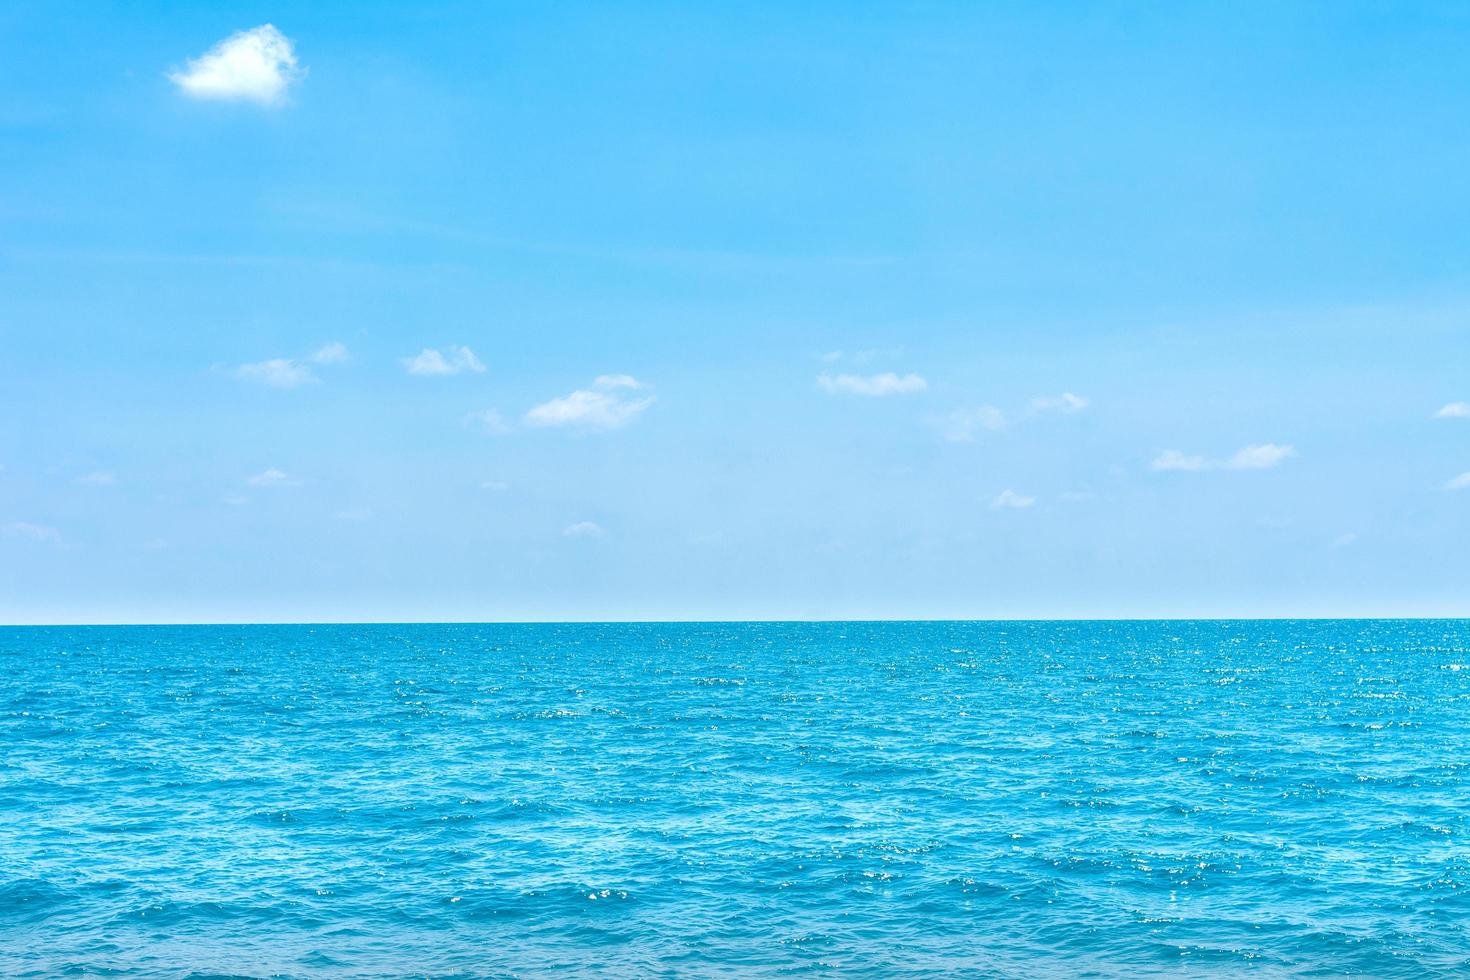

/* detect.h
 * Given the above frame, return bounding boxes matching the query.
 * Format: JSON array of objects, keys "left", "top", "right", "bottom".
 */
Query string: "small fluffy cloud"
[
  {"left": 1436, "top": 402, "right": 1470, "bottom": 419},
  {"left": 247, "top": 467, "right": 299, "bottom": 487},
  {"left": 2, "top": 521, "right": 61, "bottom": 543},
  {"left": 525, "top": 376, "right": 654, "bottom": 431},
  {"left": 563, "top": 521, "right": 605, "bottom": 538},
  {"left": 464, "top": 409, "right": 511, "bottom": 435},
  {"left": 170, "top": 25, "right": 303, "bottom": 106},
  {"left": 1030, "top": 392, "right": 1089, "bottom": 414},
  {"left": 404, "top": 345, "right": 486, "bottom": 376},
  {"left": 1445, "top": 472, "right": 1470, "bottom": 491},
  {"left": 311, "top": 342, "right": 349, "bottom": 364},
  {"left": 934, "top": 406, "right": 1006, "bottom": 442},
  {"left": 236, "top": 358, "right": 314, "bottom": 389},
  {"left": 818, "top": 372, "right": 928, "bottom": 396},
  {"left": 990, "top": 489, "right": 1035, "bottom": 510},
  {"left": 1153, "top": 443, "right": 1295, "bottom": 472}
]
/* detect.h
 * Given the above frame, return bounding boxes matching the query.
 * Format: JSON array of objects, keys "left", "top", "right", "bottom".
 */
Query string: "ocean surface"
[{"left": 3, "top": 621, "right": 1470, "bottom": 977}]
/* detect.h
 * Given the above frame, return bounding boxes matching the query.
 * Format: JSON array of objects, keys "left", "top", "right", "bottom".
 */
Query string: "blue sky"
[{"left": 2, "top": 2, "right": 1468, "bottom": 623}]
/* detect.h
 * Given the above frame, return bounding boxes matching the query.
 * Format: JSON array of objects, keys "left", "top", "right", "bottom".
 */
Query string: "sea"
[{"left": 3, "top": 620, "right": 1469, "bottom": 977}]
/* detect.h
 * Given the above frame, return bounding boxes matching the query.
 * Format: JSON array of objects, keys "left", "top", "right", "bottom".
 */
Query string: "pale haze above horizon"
[{"left": 2, "top": 3, "right": 1468, "bottom": 624}]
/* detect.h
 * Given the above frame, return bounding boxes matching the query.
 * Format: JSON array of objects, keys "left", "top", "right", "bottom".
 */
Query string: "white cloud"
[
  {"left": 818, "top": 372, "right": 928, "bottom": 396},
  {"left": 525, "top": 376, "right": 654, "bottom": 431},
  {"left": 310, "top": 342, "right": 349, "bottom": 364},
  {"left": 236, "top": 358, "right": 315, "bottom": 388},
  {"left": 2, "top": 521, "right": 61, "bottom": 543},
  {"left": 1151, "top": 449, "right": 1212, "bottom": 472},
  {"left": 990, "top": 489, "right": 1035, "bottom": 510},
  {"left": 1333, "top": 532, "right": 1358, "bottom": 548},
  {"left": 464, "top": 409, "right": 511, "bottom": 435},
  {"left": 563, "top": 521, "right": 605, "bottom": 537},
  {"left": 1153, "top": 443, "right": 1295, "bottom": 472},
  {"left": 1226, "top": 443, "right": 1295, "bottom": 470},
  {"left": 1435, "top": 402, "right": 1470, "bottom": 419},
  {"left": 247, "top": 467, "right": 298, "bottom": 487},
  {"left": 404, "top": 345, "right": 485, "bottom": 376},
  {"left": 934, "top": 406, "right": 1006, "bottom": 442},
  {"left": 1030, "top": 392, "right": 1089, "bottom": 414},
  {"left": 1445, "top": 472, "right": 1470, "bottom": 491},
  {"left": 170, "top": 25, "right": 302, "bottom": 106},
  {"left": 235, "top": 343, "right": 347, "bottom": 387},
  {"left": 78, "top": 471, "right": 117, "bottom": 486}
]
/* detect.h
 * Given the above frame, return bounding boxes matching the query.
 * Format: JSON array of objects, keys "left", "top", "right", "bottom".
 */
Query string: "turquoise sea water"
[{"left": 3, "top": 621, "right": 1470, "bottom": 977}]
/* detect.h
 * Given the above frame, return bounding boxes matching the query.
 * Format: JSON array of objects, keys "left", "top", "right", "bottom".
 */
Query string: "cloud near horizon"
[
  {"left": 235, "top": 358, "right": 314, "bottom": 388},
  {"left": 1030, "top": 392, "right": 1089, "bottom": 414},
  {"left": 234, "top": 343, "right": 346, "bottom": 388},
  {"left": 934, "top": 406, "right": 1006, "bottom": 442},
  {"left": 990, "top": 489, "right": 1036, "bottom": 510},
  {"left": 1152, "top": 443, "right": 1295, "bottom": 472},
  {"left": 562, "top": 521, "right": 605, "bottom": 537},
  {"left": 170, "top": 25, "right": 302, "bottom": 106},
  {"left": 1435, "top": 402, "right": 1470, "bottom": 419},
  {"left": 1, "top": 521, "right": 61, "bottom": 544},
  {"left": 404, "top": 345, "right": 486, "bottom": 376},
  {"left": 525, "top": 376, "right": 654, "bottom": 431},
  {"left": 818, "top": 372, "right": 928, "bottom": 396},
  {"left": 464, "top": 408, "right": 511, "bottom": 435},
  {"left": 247, "top": 468, "right": 299, "bottom": 488},
  {"left": 310, "top": 342, "right": 349, "bottom": 365}
]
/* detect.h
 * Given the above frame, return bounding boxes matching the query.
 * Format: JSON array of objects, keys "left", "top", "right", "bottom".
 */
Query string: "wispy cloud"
[
  {"left": 78, "top": 471, "right": 117, "bottom": 486},
  {"left": 1435, "top": 402, "right": 1470, "bottom": 419},
  {"left": 1152, "top": 443, "right": 1295, "bottom": 472},
  {"left": 1445, "top": 472, "right": 1470, "bottom": 491},
  {"left": 525, "top": 376, "right": 654, "bottom": 431},
  {"left": 235, "top": 358, "right": 315, "bottom": 388},
  {"left": 463, "top": 409, "right": 511, "bottom": 435},
  {"left": 247, "top": 467, "right": 299, "bottom": 488},
  {"left": 1030, "top": 392, "right": 1089, "bottom": 414},
  {"left": 1226, "top": 443, "right": 1296, "bottom": 470},
  {"left": 563, "top": 521, "right": 605, "bottom": 537},
  {"left": 2, "top": 521, "right": 61, "bottom": 543},
  {"left": 310, "top": 341, "right": 349, "bottom": 364},
  {"left": 933, "top": 406, "right": 1006, "bottom": 442},
  {"left": 404, "top": 345, "right": 485, "bottom": 376},
  {"left": 821, "top": 348, "right": 904, "bottom": 366},
  {"left": 990, "top": 489, "right": 1035, "bottom": 510},
  {"left": 818, "top": 372, "right": 928, "bottom": 396},
  {"left": 233, "top": 342, "right": 347, "bottom": 388},
  {"left": 480, "top": 480, "right": 509, "bottom": 492},
  {"left": 170, "top": 25, "right": 303, "bottom": 106},
  {"left": 932, "top": 391, "right": 1086, "bottom": 443}
]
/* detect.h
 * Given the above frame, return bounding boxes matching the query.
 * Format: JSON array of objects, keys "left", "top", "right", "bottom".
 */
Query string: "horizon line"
[{"left": 5, "top": 615, "right": 1469, "bottom": 629}]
